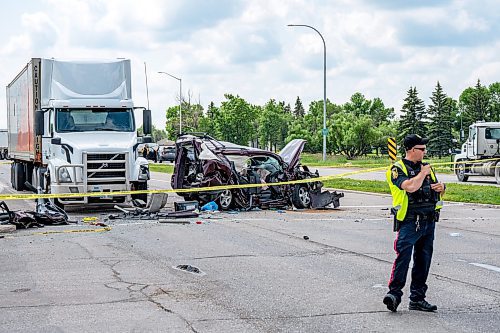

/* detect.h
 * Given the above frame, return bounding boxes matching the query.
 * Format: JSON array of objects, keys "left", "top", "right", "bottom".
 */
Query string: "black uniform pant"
[{"left": 388, "top": 211, "right": 436, "bottom": 302}]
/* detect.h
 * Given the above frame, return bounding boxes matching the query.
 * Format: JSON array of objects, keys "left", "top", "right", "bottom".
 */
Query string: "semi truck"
[
  {"left": 454, "top": 121, "right": 500, "bottom": 185},
  {"left": 0, "top": 129, "right": 8, "bottom": 159},
  {"left": 6, "top": 58, "right": 152, "bottom": 206}
]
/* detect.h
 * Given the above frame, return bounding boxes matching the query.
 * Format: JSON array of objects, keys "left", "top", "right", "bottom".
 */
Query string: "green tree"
[
  {"left": 461, "top": 79, "right": 490, "bottom": 129},
  {"left": 427, "top": 82, "right": 454, "bottom": 157},
  {"left": 328, "top": 112, "right": 379, "bottom": 158},
  {"left": 198, "top": 101, "right": 219, "bottom": 137},
  {"left": 344, "top": 93, "right": 394, "bottom": 126},
  {"left": 293, "top": 96, "right": 305, "bottom": 118},
  {"left": 397, "top": 87, "right": 427, "bottom": 151},
  {"left": 344, "top": 92, "right": 371, "bottom": 116},
  {"left": 215, "top": 94, "right": 256, "bottom": 145},
  {"left": 488, "top": 82, "right": 500, "bottom": 122},
  {"left": 259, "top": 99, "right": 290, "bottom": 151}
]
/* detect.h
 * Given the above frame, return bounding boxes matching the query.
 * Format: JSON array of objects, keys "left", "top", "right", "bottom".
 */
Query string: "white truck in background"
[
  {"left": 0, "top": 130, "right": 8, "bottom": 159},
  {"left": 454, "top": 122, "right": 500, "bottom": 185},
  {"left": 6, "top": 58, "right": 152, "bottom": 206}
]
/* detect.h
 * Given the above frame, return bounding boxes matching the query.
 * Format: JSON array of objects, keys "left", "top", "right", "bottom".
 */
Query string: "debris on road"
[{"left": 0, "top": 200, "right": 69, "bottom": 229}]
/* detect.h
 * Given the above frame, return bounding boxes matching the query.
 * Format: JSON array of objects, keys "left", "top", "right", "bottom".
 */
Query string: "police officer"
[{"left": 383, "top": 134, "right": 446, "bottom": 312}]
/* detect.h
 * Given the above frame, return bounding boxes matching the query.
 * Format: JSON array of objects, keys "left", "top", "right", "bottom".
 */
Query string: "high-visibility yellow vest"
[{"left": 386, "top": 160, "right": 443, "bottom": 221}]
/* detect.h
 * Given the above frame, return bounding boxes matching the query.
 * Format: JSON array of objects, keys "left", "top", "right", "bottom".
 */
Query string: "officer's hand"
[
  {"left": 421, "top": 164, "right": 432, "bottom": 176},
  {"left": 431, "top": 182, "right": 445, "bottom": 193}
]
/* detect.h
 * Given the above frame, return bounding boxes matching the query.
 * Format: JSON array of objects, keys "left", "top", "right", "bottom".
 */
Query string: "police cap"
[{"left": 404, "top": 134, "right": 429, "bottom": 150}]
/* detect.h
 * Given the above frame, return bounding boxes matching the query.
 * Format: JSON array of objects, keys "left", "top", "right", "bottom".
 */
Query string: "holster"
[
  {"left": 390, "top": 208, "right": 401, "bottom": 232},
  {"left": 434, "top": 210, "right": 440, "bottom": 223}
]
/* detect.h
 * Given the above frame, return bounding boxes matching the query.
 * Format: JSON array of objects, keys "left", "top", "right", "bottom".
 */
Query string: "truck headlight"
[
  {"left": 58, "top": 167, "right": 72, "bottom": 183},
  {"left": 139, "top": 165, "right": 150, "bottom": 180}
]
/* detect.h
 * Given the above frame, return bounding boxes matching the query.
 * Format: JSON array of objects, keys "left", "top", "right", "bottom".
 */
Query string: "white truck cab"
[{"left": 453, "top": 122, "right": 500, "bottom": 184}]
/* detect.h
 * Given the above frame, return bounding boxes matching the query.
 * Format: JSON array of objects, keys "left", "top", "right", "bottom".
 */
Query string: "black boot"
[
  {"left": 383, "top": 294, "right": 400, "bottom": 312},
  {"left": 409, "top": 300, "right": 437, "bottom": 312}
]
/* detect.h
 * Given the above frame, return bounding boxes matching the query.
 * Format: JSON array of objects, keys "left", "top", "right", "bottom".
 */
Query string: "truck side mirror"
[
  {"left": 143, "top": 109, "right": 152, "bottom": 135},
  {"left": 35, "top": 110, "right": 44, "bottom": 136}
]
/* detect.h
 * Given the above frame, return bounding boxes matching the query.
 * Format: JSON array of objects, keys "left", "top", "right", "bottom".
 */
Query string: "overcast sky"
[{"left": 1, "top": 0, "right": 499, "bottom": 129}]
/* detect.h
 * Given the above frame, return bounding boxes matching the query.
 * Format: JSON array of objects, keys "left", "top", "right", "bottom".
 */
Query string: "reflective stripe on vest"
[{"left": 386, "top": 160, "right": 443, "bottom": 221}]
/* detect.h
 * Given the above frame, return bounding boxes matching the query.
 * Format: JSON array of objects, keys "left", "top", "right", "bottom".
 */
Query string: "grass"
[
  {"left": 300, "top": 153, "right": 456, "bottom": 174},
  {"left": 323, "top": 178, "right": 500, "bottom": 205},
  {"left": 149, "top": 163, "right": 174, "bottom": 174}
]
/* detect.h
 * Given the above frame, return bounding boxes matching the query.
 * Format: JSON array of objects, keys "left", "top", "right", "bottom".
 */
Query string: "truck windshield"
[{"left": 56, "top": 109, "right": 135, "bottom": 132}]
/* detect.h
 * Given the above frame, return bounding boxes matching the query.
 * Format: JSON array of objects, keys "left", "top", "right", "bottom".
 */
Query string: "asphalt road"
[{"left": 0, "top": 164, "right": 499, "bottom": 332}]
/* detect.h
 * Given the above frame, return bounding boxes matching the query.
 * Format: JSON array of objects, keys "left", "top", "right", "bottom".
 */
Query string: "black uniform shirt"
[{"left": 391, "top": 159, "right": 422, "bottom": 190}]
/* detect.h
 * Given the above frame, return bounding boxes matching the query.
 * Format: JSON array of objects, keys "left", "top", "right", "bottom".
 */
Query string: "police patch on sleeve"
[{"left": 391, "top": 167, "right": 399, "bottom": 180}]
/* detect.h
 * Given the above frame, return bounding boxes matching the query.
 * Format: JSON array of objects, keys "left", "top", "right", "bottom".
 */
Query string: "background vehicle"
[
  {"left": 7, "top": 58, "right": 152, "bottom": 205},
  {"left": 171, "top": 134, "right": 343, "bottom": 210},
  {"left": 158, "top": 145, "right": 176, "bottom": 162},
  {"left": 453, "top": 121, "right": 500, "bottom": 184},
  {"left": 0, "top": 129, "right": 8, "bottom": 159}
]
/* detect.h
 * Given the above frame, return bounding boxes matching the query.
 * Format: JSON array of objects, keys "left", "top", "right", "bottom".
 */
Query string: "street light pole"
[
  {"left": 158, "top": 71, "right": 182, "bottom": 134},
  {"left": 288, "top": 24, "right": 327, "bottom": 161}
]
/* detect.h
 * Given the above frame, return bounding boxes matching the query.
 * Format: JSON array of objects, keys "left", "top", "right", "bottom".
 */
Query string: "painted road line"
[{"left": 469, "top": 262, "right": 500, "bottom": 273}]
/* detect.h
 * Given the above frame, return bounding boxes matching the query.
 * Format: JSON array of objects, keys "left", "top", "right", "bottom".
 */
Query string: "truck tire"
[
  {"left": 292, "top": 185, "right": 312, "bottom": 209},
  {"left": 12, "top": 162, "right": 26, "bottom": 191},
  {"left": 131, "top": 181, "right": 148, "bottom": 203},
  {"left": 495, "top": 162, "right": 500, "bottom": 185},
  {"left": 455, "top": 161, "right": 469, "bottom": 182}
]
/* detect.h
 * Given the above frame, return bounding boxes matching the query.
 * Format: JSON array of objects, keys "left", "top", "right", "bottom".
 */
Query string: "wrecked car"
[{"left": 171, "top": 135, "right": 343, "bottom": 210}]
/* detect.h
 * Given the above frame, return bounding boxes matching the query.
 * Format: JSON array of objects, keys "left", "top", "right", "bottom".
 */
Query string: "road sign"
[
  {"left": 322, "top": 128, "right": 328, "bottom": 136},
  {"left": 388, "top": 137, "right": 397, "bottom": 161}
]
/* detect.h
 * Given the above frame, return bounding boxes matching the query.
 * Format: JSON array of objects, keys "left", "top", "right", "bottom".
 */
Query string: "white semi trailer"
[
  {"left": 7, "top": 58, "right": 152, "bottom": 206},
  {"left": 0, "top": 129, "right": 8, "bottom": 159},
  {"left": 454, "top": 122, "right": 500, "bottom": 185}
]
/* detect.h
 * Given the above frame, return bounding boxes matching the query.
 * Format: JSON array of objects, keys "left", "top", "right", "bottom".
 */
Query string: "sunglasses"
[{"left": 413, "top": 147, "right": 426, "bottom": 151}]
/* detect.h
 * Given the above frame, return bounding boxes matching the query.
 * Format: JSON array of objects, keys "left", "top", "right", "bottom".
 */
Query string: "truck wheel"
[
  {"left": 131, "top": 181, "right": 148, "bottom": 203},
  {"left": 13, "top": 162, "right": 26, "bottom": 191},
  {"left": 456, "top": 161, "right": 469, "bottom": 182},
  {"left": 495, "top": 162, "right": 500, "bottom": 185},
  {"left": 292, "top": 185, "right": 311, "bottom": 209}
]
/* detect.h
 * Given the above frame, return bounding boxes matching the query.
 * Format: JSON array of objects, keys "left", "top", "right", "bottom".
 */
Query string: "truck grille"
[{"left": 84, "top": 152, "right": 128, "bottom": 184}]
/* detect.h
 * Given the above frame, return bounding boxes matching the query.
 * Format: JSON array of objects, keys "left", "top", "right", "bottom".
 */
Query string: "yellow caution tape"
[
  {"left": 33, "top": 226, "right": 111, "bottom": 235},
  {"left": 0, "top": 158, "right": 498, "bottom": 201}
]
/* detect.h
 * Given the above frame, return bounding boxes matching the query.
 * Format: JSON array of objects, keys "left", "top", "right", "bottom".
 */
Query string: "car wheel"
[
  {"left": 217, "top": 190, "right": 233, "bottom": 210},
  {"left": 456, "top": 161, "right": 469, "bottom": 182},
  {"left": 292, "top": 185, "right": 311, "bottom": 209}
]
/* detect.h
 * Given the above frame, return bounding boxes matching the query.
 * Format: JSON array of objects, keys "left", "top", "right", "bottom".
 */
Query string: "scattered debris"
[
  {"left": 0, "top": 198, "right": 69, "bottom": 229},
  {"left": 174, "top": 201, "right": 199, "bottom": 212},
  {"left": 158, "top": 220, "right": 190, "bottom": 224},
  {"left": 303, "top": 235, "right": 309, "bottom": 240},
  {"left": 310, "top": 190, "right": 344, "bottom": 209},
  {"left": 201, "top": 201, "right": 219, "bottom": 211},
  {"left": 174, "top": 264, "right": 205, "bottom": 275}
]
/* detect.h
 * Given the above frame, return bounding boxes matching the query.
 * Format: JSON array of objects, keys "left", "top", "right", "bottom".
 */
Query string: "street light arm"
[
  {"left": 287, "top": 24, "right": 326, "bottom": 49},
  {"left": 158, "top": 71, "right": 183, "bottom": 134},
  {"left": 288, "top": 23, "right": 328, "bottom": 161},
  {"left": 158, "top": 71, "right": 181, "bottom": 82}
]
